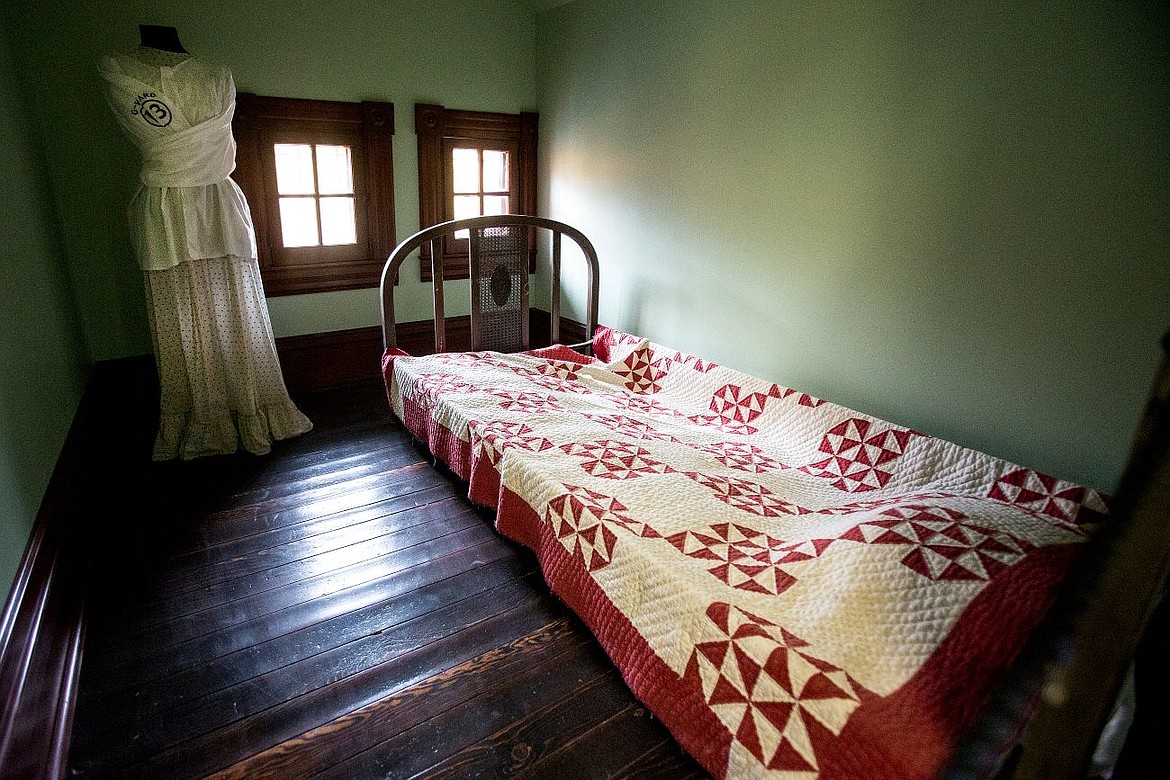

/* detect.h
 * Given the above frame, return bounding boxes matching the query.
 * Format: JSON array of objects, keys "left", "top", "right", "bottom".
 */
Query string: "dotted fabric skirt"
[{"left": 144, "top": 254, "right": 312, "bottom": 460}]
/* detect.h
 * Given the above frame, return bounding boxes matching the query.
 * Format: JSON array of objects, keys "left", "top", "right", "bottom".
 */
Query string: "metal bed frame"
[{"left": 380, "top": 214, "right": 600, "bottom": 355}]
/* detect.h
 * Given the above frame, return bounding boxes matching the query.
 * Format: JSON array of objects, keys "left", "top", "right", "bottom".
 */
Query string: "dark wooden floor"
[{"left": 67, "top": 380, "right": 708, "bottom": 779}]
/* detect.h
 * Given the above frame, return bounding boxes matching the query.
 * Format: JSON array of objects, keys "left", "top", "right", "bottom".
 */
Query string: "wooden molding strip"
[
  {"left": 0, "top": 356, "right": 157, "bottom": 779},
  {"left": 0, "top": 417, "right": 84, "bottom": 780}
]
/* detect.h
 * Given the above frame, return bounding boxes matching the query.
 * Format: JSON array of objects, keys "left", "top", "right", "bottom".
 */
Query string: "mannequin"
[
  {"left": 99, "top": 27, "right": 312, "bottom": 459},
  {"left": 138, "top": 24, "right": 187, "bottom": 53},
  {"left": 131, "top": 25, "right": 190, "bottom": 70}
]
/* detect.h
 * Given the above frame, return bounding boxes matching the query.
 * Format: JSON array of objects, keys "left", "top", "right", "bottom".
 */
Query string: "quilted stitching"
[{"left": 386, "top": 337, "right": 1107, "bottom": 779}]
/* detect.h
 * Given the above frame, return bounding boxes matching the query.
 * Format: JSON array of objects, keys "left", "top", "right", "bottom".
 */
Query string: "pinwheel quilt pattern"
[{"left": 382, "top": 328, "right": 1107, "bottom": 779}]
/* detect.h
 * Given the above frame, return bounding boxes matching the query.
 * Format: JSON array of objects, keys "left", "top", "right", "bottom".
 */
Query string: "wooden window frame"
[
  {"left": 416, "top": 103, "right": 537, "bottom": 281},
  {"left": 233, "top": 94, "right": 395, "bottom": 296},
  {"left": 449, "top": 144, "right": 518, "bottom": 229}
]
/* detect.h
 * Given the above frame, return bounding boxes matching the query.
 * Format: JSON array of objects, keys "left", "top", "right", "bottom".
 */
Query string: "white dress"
[{"left": 99, "top": 49, "right": 312, "bottom": 459}]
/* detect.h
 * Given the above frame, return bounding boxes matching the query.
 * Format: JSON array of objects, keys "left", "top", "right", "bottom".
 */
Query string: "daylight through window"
[
  {"left": 415, "top": 103, "right": 537, "bottom": 280},
  {"left": 232, "top": 94, "right": 395, "bottom": 296},
  {"left": 452, "top": 148, "right": 510, "bottom": 238},
  {"left": 274, "top": 143, "right": 358, "bottom": 248}
]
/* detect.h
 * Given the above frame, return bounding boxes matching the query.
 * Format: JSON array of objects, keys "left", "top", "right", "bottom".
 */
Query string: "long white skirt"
[{"left": 144, "top": 255, "right": 312, "bottom": 460}]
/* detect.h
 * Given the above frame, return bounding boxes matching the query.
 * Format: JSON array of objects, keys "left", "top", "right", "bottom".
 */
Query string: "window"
[
  {"left": 451, "top": 148, "right": 511, "bottom": 236},
  {"left": 273, "top": 143, "right": 357, "bottom": 247},
  {"left": 233, "top": 94, "right": 395, "bottom": 296},
  {"left": 415, "top": 103, "right": 537, "bottom": 280}
]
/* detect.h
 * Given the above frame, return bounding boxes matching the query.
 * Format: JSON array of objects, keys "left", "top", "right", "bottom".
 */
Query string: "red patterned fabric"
[
  {"left": 605, "top": 339, "right": 666, "bottom": 393},
  {"left": 521, "top": 343, "right": 594, "bottom": 364},
  {"left": 382, "top": 332, "right": 1108, "bottom": 780}
]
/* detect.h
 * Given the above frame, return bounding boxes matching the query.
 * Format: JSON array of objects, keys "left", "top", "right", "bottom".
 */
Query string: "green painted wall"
[
  {"left": 3, "top": 0, "right": 538, "bottom": 352},
  {"left": 2, "top": 0, "right": 1165, "bottom": 562},
  {"left": 0, "top": 28, "right": 87, "bottom": 594},
  {"left": 536, "top": 0, "right": 1169, "bottom": 490}
]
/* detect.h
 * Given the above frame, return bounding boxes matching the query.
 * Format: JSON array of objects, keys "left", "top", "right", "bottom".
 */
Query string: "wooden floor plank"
[
  {"left": 512, "top": 704, "right": 694, "bottom": 780},
  {"left": 78, "top": 550, "right": 536, "bottom": 716},
  {"left": 135, "top": 495, "right": 477, "bottom": 605},
  {"left": 420, "top": 668, "right": 633, "bottom": 778},
  {"left": 115, "top": 597, "right": 570, "bottom": 779},
  {"left": 67, "top": 379, "right": 703, "bottom": 779},
  {"left": 210, "top": 442, "right": 420, "bottom": 510},
  {"left": 74, "top": 573, "right": 550, "bottom": 772},
  {"left": 156, "top": 483, "right": 456, "bottom": 580},
  {"left": 144, "top": 424, "right": 405, "bottom": 513},
  {"left": 220, "top": 426, "right": 405, "bottom": 494},
  {"left": 289, "top": 382, "right": 397, "bottom": 431},
  {"left": 81, "top": 537, "right": 524, "bottom": 699},
  {"left": 109, "top": 505, "right": 488, "bottom": 634},
  {"left": 182, "top": 459, "right": 444, "bottom": 543},
  {"left": 83, "top": 459, "right": 451, "bottom": 603},
  {"left": 80, "top": 481, "right": 459, "bottom": 654},
  {"left": 85, "top": 516, "right": 501, "bottom": 672},
  {"left": 208, "top": 617, "right": 590, "bottom": 780},
  {"left": 133, "top": 459, "right": 443, "bottom": 565},
  {"left": 314, "top": 622, "right": 619, "bottom": 780},
  {"left": 615, "top": 739, "right": 712, "bottom": 779}
]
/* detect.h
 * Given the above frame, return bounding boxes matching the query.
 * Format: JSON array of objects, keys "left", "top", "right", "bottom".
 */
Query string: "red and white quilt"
[{"left": 383, "top": 327, "right": 1108, "bottom": 779}]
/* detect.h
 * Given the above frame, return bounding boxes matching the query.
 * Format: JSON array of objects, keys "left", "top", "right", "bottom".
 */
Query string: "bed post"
[
  {"left": 379, "top": 263, "right": 397, "bottom": 351},
  {"left": 550, "top": 232, "right": 562, "bottom": 345},
  {"left": 431, "top": 238, "right": 446, "bottom": 353},
  {"left": 468, "top": 231, "right": 481, "bottom": 351}
]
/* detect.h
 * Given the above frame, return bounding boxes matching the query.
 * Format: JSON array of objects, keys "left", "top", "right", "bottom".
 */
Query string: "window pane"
[
  {"left": 453, "top": 194, "right": 481, "bottom": 221},
  {"left": 482, "top": 195, "right": 509, "bottom": 216},
  {"left": 315, "top": 145, "right": 353, "bottom": 195},
  {"left": 274, "top": 144, "right": 315, "bottom": 195},
  {"left": 279, "top": 197, "right": 319, "bottom": 246},
  {"left": 452, "top": 148, "right": 480, "bottom": 193},
  {"left": 453, "top": 194, "right": 480, "bottom": 238},
  {"left": 482, "top": 149, "right": 508, "bottom": 193},
  {"left": 320, "top": 196, "right": 357, "bottom": 245}
]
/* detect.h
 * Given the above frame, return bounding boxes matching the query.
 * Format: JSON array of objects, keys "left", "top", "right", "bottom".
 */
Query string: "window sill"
[{"left": 261, "top": 258, "right": 384, "bottom": 297}]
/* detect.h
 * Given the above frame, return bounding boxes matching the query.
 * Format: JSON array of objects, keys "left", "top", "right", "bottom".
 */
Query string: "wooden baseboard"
[
  {"left": 275, "top": 310, "right": 590, "bottom": 392},
  {"left": 0, "top": 308, "right": 591, "bottom": 775},
  {"left": 0, "top": 356, "right": 157, "bottom": 779},
  {"left": 530, "top": 309, "right": 589, "bottom": 349},
  {"left": 274, "top": 326, "right": 385, "bottom": 392},
  {"left": 0, "top": 309, "right": 592, "bottom": 774}
]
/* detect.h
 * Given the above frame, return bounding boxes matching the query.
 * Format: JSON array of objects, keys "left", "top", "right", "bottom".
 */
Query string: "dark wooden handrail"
[
  {"left": 947, "top": 330, "right": 1170, "bottom": 779},
  {"left": 1008, "top": 331, "right": 1170, "bottom": 779}
]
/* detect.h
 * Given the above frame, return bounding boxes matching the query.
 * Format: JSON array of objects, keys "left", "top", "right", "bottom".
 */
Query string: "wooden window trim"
[
  {"left": 233, "top": 94, "right": 395, "bottom": 296},
  {"left": 416, "top": 103, "right": 537, "bottom": 281},
  {"left": 265, "top": 133, "right": 368, "bottom": 267}
]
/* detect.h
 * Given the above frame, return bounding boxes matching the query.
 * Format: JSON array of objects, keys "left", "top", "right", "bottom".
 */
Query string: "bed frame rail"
[{"left": 379, "top": 215, "right": 600, "bottom": 355}]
